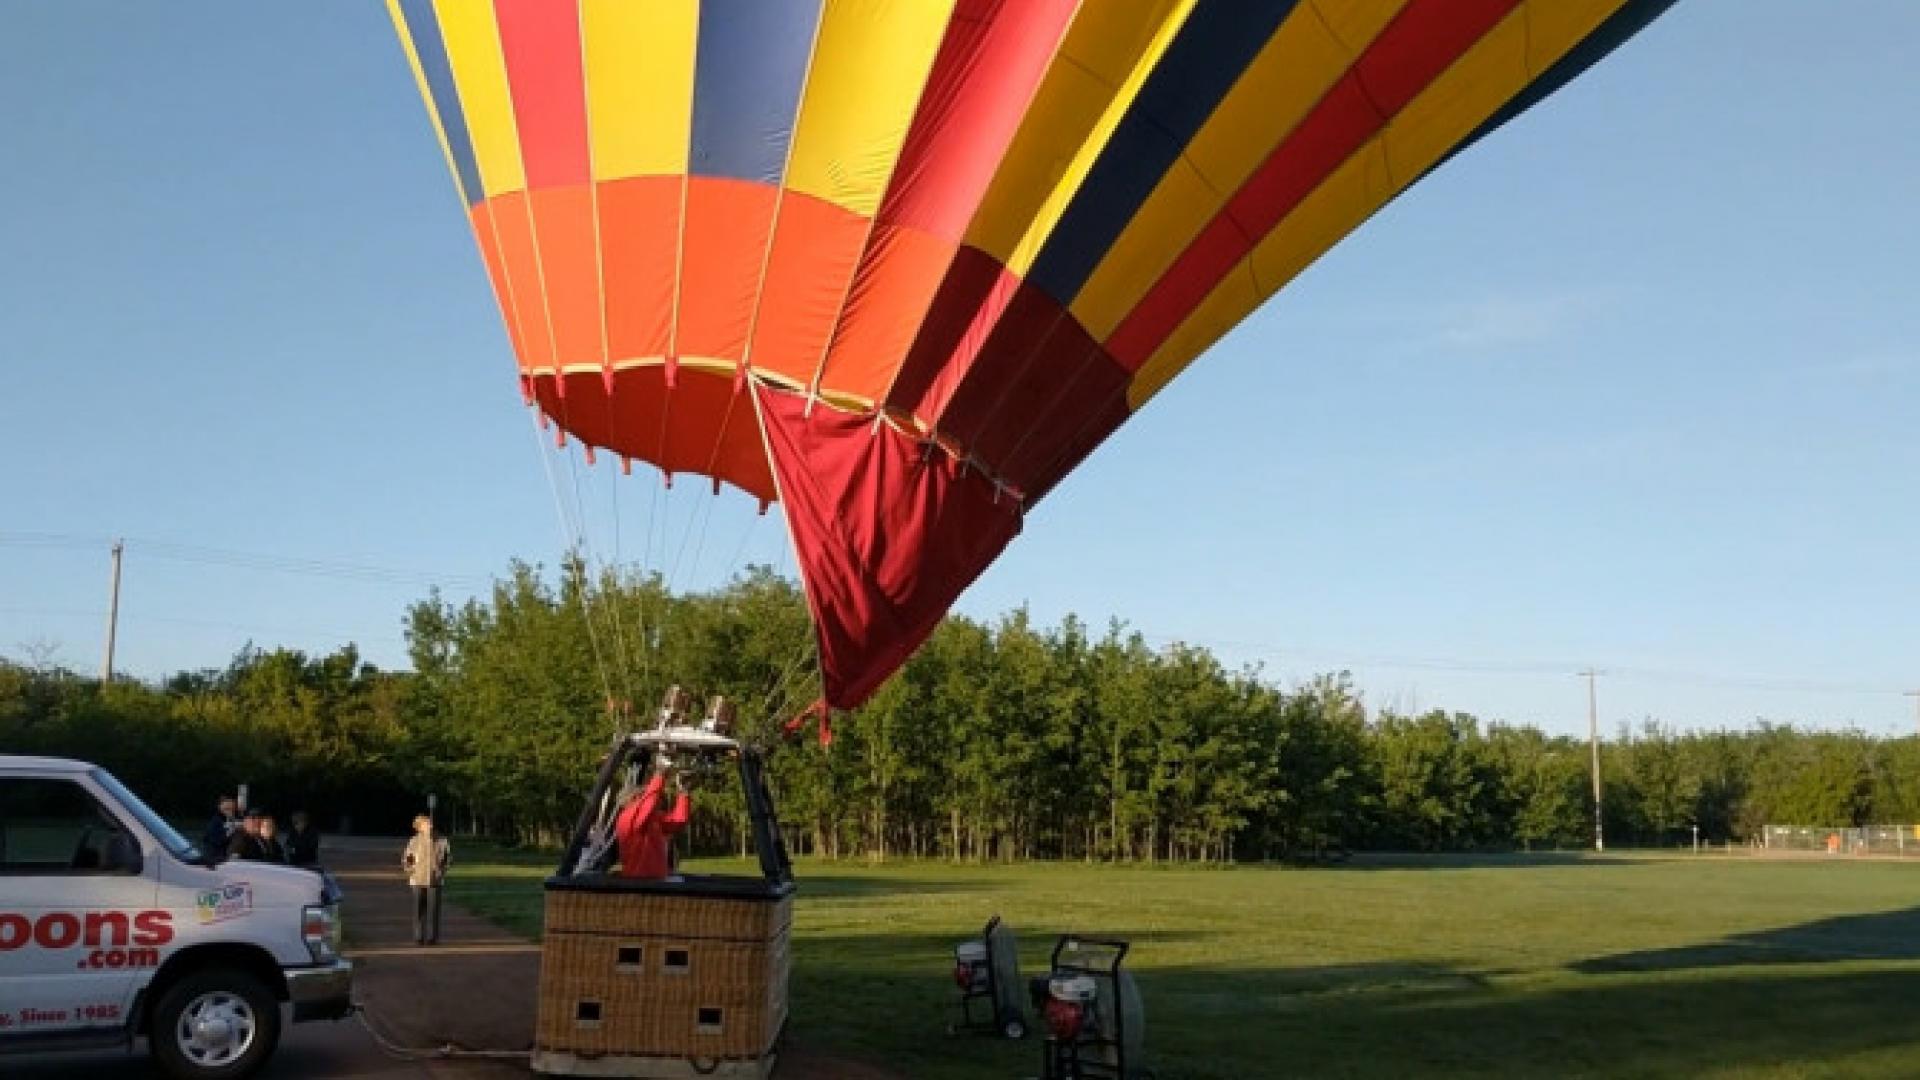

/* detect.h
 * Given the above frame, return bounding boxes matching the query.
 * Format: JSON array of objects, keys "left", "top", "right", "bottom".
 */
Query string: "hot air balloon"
[{"left": 387, "top": 0, "right": 1677, "bottom": 714}]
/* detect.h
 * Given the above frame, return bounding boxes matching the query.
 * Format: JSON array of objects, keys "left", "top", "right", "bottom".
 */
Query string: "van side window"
[{"left": 0, "top": 778, "right": 133, "bottom": 874}]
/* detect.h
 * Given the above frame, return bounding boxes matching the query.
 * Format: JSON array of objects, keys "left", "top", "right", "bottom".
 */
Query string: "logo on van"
[
  {"left": 0, "top": 910, "right": 173, "bottom": 951},
  {"left": 196, "top": 883, "right": 253, "bottom": 924}
]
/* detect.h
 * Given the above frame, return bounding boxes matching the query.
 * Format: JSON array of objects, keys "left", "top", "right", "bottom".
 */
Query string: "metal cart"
[
  {"left": 948, "top": 914, "right": 1026, "bottom": 1039},
  {"left": 1032, "top": 935, "right": 1149, "bottom": 1080}
]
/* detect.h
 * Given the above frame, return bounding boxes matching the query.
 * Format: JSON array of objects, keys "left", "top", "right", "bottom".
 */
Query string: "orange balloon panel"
[{"left": 529, "top": 366, "right": 776, "bottom": 506}]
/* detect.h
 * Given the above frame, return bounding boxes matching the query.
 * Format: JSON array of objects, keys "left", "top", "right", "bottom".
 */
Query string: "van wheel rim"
[{"left": 176, "top": 990, "right": 256, "bottom": 1067}]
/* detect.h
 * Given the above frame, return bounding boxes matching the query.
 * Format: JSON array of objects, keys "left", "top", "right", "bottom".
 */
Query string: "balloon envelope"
[{"left": 389, "top": 0, "right": 1676, "bottom": 709}]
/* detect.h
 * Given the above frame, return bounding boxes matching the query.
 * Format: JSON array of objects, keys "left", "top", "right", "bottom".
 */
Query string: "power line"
[
  {"left": 0, "top": 605, "right": 408, "bottom": 648},
  {"left": 1601, "top": 664, "right": 1901, "bottom": 698},
  {"left": 1133, "top": 631, "right": 1910, "bottom": 699},
  {"left": 0, "top": 532, "right": 492, "bottom": 589}
]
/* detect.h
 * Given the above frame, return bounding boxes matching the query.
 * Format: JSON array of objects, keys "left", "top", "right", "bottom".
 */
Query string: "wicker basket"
[
  {"left": 546, "top": 888, "right": 791, "bottom": 941},
  {"left": 534, "top": 881, "right": 792, "bottom": 1077}
]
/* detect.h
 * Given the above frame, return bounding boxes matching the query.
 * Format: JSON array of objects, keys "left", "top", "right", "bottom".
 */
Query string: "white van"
[{"left": 0, "top": 755, "right": 353, "bottom": 1079}]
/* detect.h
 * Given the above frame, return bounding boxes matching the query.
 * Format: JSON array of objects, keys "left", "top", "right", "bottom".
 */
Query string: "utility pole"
[
  {"left": 1581, "top": 669, "right": 1604, "bottom": 852},
  {"left": 101, "top": 539, "right": 124, "bottom": 683},
  {"left": 1905, "top": 691, "right": 1920, "bottom": 739}
]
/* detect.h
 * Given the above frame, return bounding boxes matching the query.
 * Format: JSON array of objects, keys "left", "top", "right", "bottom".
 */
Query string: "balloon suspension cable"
[
  {"left": 566, "top": 468, "right": 807, "bottom": 756},
  {"left": 718, "top": 509, "right": 765, "bottom": 584},
  {"left": 635, "top": 467, "right": 662, "bottom": 705},
  {"left": 565, "top": 436, "right": 640, "bottom": 717},
  {"left": 605, "top": 430, "right": 636, "bottom": 715},
  {"left": 662, "top": 474, "right": 719, "bottom": 600},
  {"left": 602, "top": 453, "right": 656, "bottom": 722},
  {"left": 562, "top": 442, "right": 638, "bottom": 713},
  {"left": 758, "top": 634, "right": 819, "bottom": 730},
  {"left": 641, "top": 469, "right": 680, "bottom": 677},
  {"left": 530, "top": 392, "right": 801, "bottom": 750},
  {"left": 756, "top": 533, "right": 823, "bottom": 744},
  {"left": 601, "top": 368, "right": 654, "bottom": 717},
  {"left": 525, "top": 405, "right": 615, "bottom": 709}
]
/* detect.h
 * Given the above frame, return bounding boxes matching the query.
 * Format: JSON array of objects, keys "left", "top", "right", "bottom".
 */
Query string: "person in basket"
[{"left": 614, "top": 756, "right": 691, "bottom": 880}]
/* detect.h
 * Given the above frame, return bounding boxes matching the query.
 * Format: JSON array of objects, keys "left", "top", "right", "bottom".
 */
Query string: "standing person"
[
  {"left": 402, "top": 814, "right": 450, "bottom": 946},
  {"left": 228, "top": 809, "right": 270, "bottom": 861},
  {"left": 286, "top": 810, "right": 322, "bottom": 867},
  {"left": 256, "top": 813, "right": 290, "bottom": 863},
  {"left": 202, "top": 795, "right": 240, "bottom": 856},
  {"left": 613, "top": 758, "right": 691, "bottom": 880}
]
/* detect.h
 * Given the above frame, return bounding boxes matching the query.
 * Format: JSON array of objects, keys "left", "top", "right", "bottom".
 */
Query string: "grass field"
[{"left": 446, "top": 849, "right": 1920, "bottom": 1079}]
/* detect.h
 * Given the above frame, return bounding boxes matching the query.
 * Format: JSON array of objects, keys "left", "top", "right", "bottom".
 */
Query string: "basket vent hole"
[
  {"left": 664, "top": 948, "right": 691, "bottom": 973},
  {"left": 575, "top": 1000, "right": 602, "bottom": 1027},
  {"left": 696, "top": 1007, "right": 724, "bottom": 1034},
  {"left": 616, "top": 945, "right": 643, "bottom": 970}
]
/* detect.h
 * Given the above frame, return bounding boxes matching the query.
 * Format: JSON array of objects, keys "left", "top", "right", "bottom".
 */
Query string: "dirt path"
[
  {"left": 331, "top": 840, "right": 904, "bottom": 1080},
  {"left": 329, "top": 839, "right": 537, "bottom": 1078}
]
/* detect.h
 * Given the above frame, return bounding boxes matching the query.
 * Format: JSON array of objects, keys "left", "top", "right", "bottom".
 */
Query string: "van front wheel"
[{"left": 150, "top": 968, "right": 281, "bottom": 1080}]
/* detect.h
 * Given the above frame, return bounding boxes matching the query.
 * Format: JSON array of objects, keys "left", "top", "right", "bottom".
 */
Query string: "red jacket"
[{"left": 614, "top": 774, "right": 690, "bottom": 879}]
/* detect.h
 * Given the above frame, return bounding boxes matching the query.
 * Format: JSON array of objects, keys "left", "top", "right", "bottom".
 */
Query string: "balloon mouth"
[
  {"left": 521, "top": 363, "right": 784, "bottom": 506},
  {"left": 526, "top": 365, "right": 1032, "bottom": 510}
]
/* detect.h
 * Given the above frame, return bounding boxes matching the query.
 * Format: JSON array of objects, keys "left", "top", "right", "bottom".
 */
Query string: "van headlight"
[{"left": 302, "top": 904, "right": 340, "bottom": 963}]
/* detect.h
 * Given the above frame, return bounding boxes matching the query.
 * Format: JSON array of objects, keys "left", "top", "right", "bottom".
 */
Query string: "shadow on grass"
[
  {"left": 797, "top": 931, "right": 1920, "bottom": 1080},
  {"left": 1147, "top": 962, "right": 1920, "bottom": 1079},
  {"left": 775, "top": 872, "right": 990, "bottom": 900},
  {"left": 1329, "top": 851, "right": 1641, "bottom": 871},
  {"left": 1575, "top": 904, "right": 1920, "bottom": 974}
]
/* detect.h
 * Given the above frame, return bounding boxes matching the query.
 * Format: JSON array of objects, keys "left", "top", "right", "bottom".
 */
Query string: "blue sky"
[{"left": 4, "top": 3, "right": 1917, "bottom": 738}]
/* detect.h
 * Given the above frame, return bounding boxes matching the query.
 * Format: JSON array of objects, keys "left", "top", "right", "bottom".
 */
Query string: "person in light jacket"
[{"left": 402, "top": 814, "right": 451, "bottom": 945}]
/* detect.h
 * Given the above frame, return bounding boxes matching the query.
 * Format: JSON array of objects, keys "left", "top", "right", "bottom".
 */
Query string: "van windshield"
[{"left": 91, "top": 767, "right": 201, "bottom": 862}]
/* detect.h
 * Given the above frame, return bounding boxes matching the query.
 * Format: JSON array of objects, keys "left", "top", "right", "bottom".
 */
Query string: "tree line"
[{"left": 5, "top": 562, "right": 1916, "bottom": 858}]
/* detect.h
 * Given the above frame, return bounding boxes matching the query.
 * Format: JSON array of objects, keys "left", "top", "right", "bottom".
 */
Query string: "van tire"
[{"left": 149, "top": 968, "right": 281, "bottom": 1080}]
